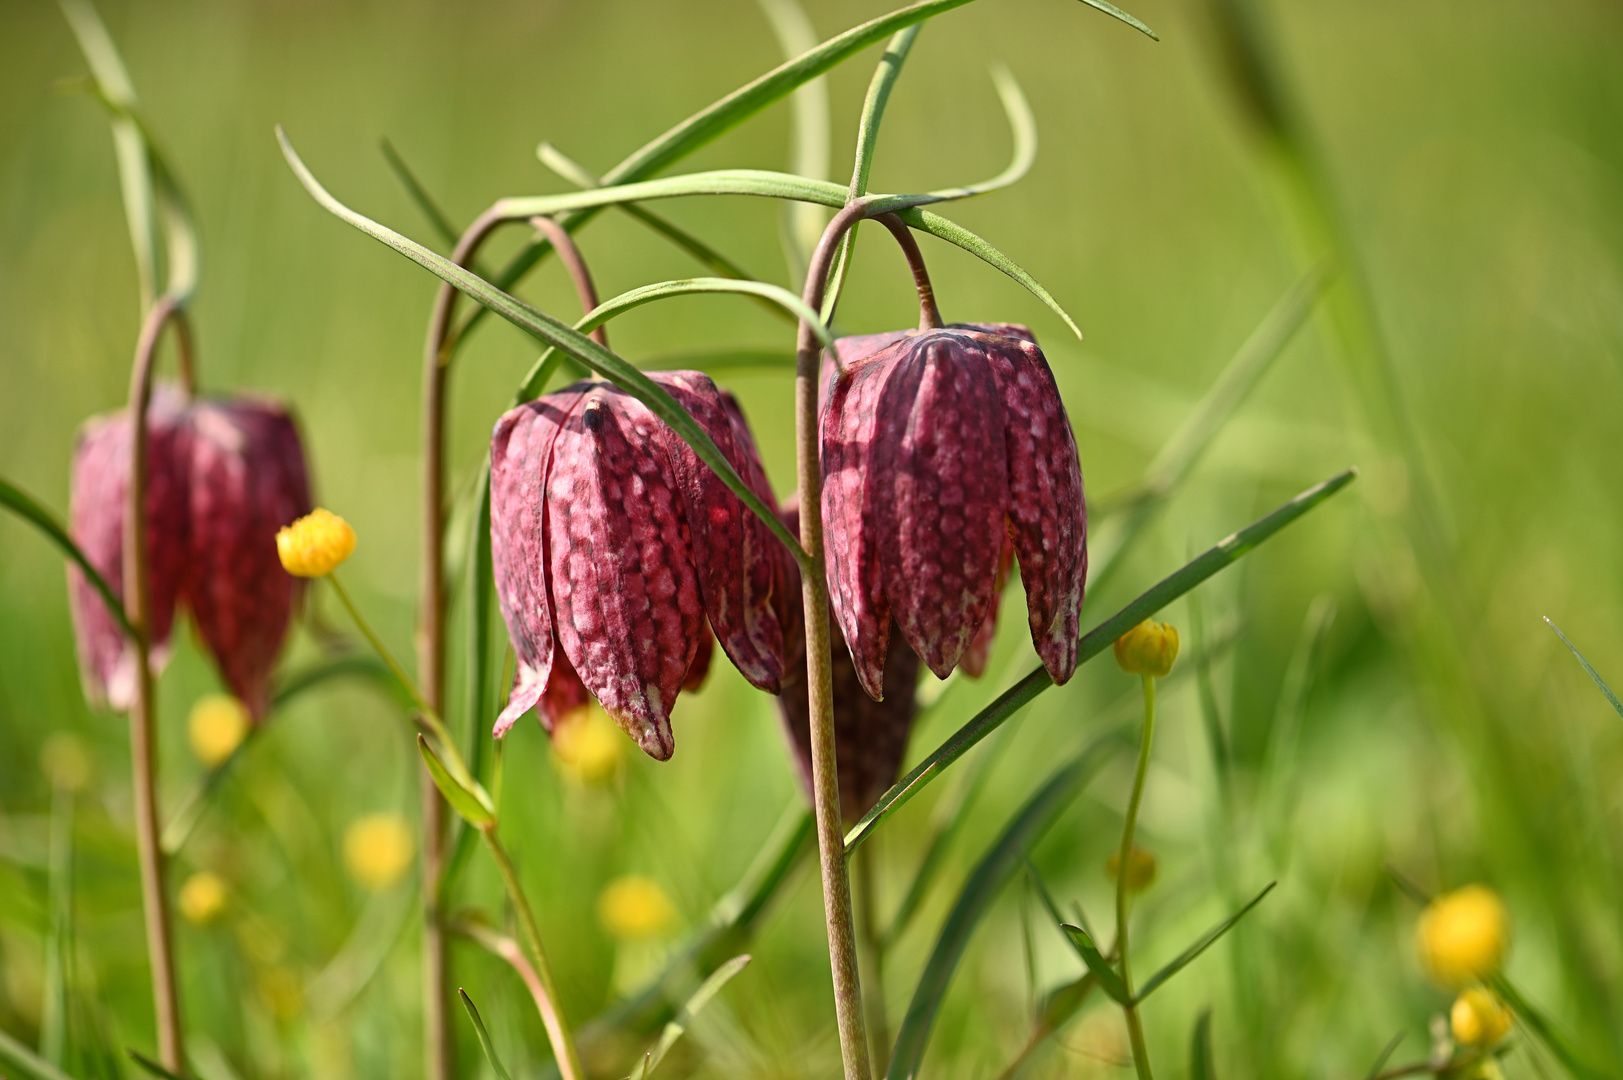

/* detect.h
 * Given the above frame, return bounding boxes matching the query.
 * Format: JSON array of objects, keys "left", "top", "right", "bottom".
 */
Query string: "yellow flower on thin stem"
[
  {"left": 343, "top": 813, "right": 416, "bottom": 892},
  {"left": 188, "top": 694, "right": 250, "bottom": 767},
  {"left": 597, "top": 875, "right": 678, "bottom": 940},
  {"left": 178, "top": 871, "right": 229, "bottom": 925},
  {"left": 1451, "top": 987, "right": 1512, "bottom": 1046},
  {"left": 1417, "top": 884, "right": 1510, "bottom": 988},
  {"left": 1113, "top": 619, "right": 1180, "bottom": 678},
  {"left": 275, "top": 508, "right": 355, "bottom": 578}
]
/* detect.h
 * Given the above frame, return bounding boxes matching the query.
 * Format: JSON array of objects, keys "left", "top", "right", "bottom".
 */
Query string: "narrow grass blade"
[
  {"left": 458, "top": 989, "right": 515, "bottom": 1080},
  {"left": 2, "top": 476, "right": 133, "bottom": 640},
  {"left": 517, "top": 277, "right": 831, "bottom": 403},
  {"left": 127, "top": 1049, "right": 194, "bottom": 1080},
  {"left": 845, "top": 468, "right": 1357, "bottom": 854},
  {"left": 1260, "top": 595, "right": 1336, "bottom": 863},
  {"left": 1076, "top": 0, "right": 1157, "bottom": 39},
  {"left": 1189, "top": 1010, "right": 1215, "bottom": 1080},
  {"left": 417, "top": 734, "right": 495, "bottom": 827},
  {"left": 41, "top": 785, "right": 75, "bottom": 1066},
  {"left": 634, "top": 349, "right": 797, "bottom": 372},
  {"left": 1490, "top": 975, "right": 1609, "bottom": 1080},
  {"left": 380, "top": 138, "right": 463, "bottom": 251},
  {"left": 278, "top": 129, "right": 809, "bottom": 567},
  {"left": 1026, "top": 856, "right": 1098, "bottom": 947},
  {"left": 887, "top": 736, "right": 1118, "bottom": 1080},
  {"left": 757, "top": 0, "right": 830, "bottom": 285},
  {"left": 1133, "top": 881, "right": 1276, "bottom": 1002},
  {"left": 1361, "top": 1032, "right": 1403, "bottom": 1080},
  {"left": 1545, "top": 617, "right": 1623, "bottom": 721},
  {"left": 640, "top": 955, "right": 752, "bottom": 1079},
  {"left": 1058, "top": 924, "right": 1130, "bottom": 1005}
]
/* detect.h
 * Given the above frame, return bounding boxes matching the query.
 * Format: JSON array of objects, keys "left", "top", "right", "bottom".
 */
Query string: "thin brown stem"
[
  {"left": 874, "top": 213, "right": 942, "bottom": 331},
  {"left": 528, "top": 216, "right": 607, "bottom": 345},
  {"left": 125, "top": 298, "right": 184, "bottom": 1070},
  {"left": 171, "top": 309, "right": 197, "bottom": 397}
]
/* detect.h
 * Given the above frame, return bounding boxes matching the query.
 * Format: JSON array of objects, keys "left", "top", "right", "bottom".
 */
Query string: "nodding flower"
[
  {"left": 276, "top": 508, "right": 354, "bottom": 579},
  {"left": 1113, "top": 619, "right": 1180, "bottom": 678},
  {"left": 1417, "top": 884, "right": 1511, "bottom": 988},
  {"left": 489, "top": 372, "right": 792, "bottom": 760},
  {"left": 819, "top": 323, "right": 1086, "bottom": 701}
]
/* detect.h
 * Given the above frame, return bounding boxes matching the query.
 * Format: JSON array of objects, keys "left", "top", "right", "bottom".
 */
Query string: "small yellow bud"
[
  {"left": 178, "top": 871, "right": 229, "bottom": 925},
  {"left": 188, "top": 694, "right": 250, "bottom": 767},
  {"left": 1113, "top": 619, "right": 1180, "bottom": 677},
  {"left": 553, "top": 703, "right": 625, "bottom": 784},
  {"left": 1106, "top": 846, "right": 1158, "bottom": 892},
  {"left": 276, "top": 508, "right": 356, "bottom": 578},
  {"left": 1417, "top": 885, "right": 1510, "bottom": 988},
  {"left": 1450, "top": 988, "right": 1512, "bottom": 1046},
  {"left": 40, "top": 733, "right": 93, "bottom": 792},
  {"left": 342, "top": 813, "right": 415, "bottom": 891},
  {"left": 597, "top": 875, "right": 678, "bottom": 940}
]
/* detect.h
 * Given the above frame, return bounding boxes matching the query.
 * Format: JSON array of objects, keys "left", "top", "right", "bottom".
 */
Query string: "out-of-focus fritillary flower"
[
  {"left": 178, "top": 871, "right": 229, "bottom": 925},
  {"left": 1417, "top": 885, "right": 1510, "bottom": 988},
  {"left": 597, "top": 875, "right": 678, "bottom": 940},
  {"left": 342, "top": 813, "right": 415, "bottom": 891},
  {"left": 819, "top": 324, "right": 1086, "bottom": 700},
  {"left": 276, "top": 508, "right": 355, "bottom": 578},
  {"left": 188, "top": 693, "right": 250, "bottom": 767}
]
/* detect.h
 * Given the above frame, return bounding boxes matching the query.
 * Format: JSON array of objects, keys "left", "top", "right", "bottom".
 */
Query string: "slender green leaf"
[
  {"left": 1075, "top": 0, "right": 1157, "bottom": 39},
  {"left": 1025, "top": 857, "right": 1097, "bottom": 949},
  {"left": 1189, "top": 1010, "right": 1215, "bottom": 1080},
  {"left": 1490, "top": 975, "right": 1610, "bottom": 1080},
  {"left": 41, "top": 786, "right": 74, "bottom": 1067},
  {"left": 887, "top": 736, "right": 1118, "bottom": 1080},
  {"left": 127, "top": 1050, "right": 194, "bottom": 1080},
  {"left": 757, "top": 0, "right": 830, "bottom": 285},
  {"left": 640, "top": 954, "right": 752, "bottom": 1079},
  {"left": 1058, "top": 924, "right": 1130, "bottom": 1005},
  {"left": 635, "top": 348, "right": 797, "bottom": 372},
  {"left": 458, "top": 989, "right": 514, "bottom": 1080},
  {"left": 278, "top": 129, "right": 809, "bottom": 567},
  {"left": 417, "top": 734, "right": 495, "bottom": 827},
  {"left": 380, "top": 138, "right": 464, "bottom": 252},
  {"left": 1361, "top": 1032, "right": 1403, "bottom": 1080},
  {"left": 1545, "top": 617, "right": 1623, "bottom": 722},
  {"left": 1, "top": 477, "right": 132, "bottom": 640},
  {"left": 845, "top": 468, "right": 1358, "bottom": 854},
  {"left": 1133, "top": 882, "right": 1276, "bottom": 1002},
  {"left": 517, "top": 277, "right": 831, "bottom": 403}
]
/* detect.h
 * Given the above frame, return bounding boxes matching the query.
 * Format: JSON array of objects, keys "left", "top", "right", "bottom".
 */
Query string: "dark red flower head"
[
  {"left": 820, "top": 323, "right": 1086, "bottom": 700},
  {"left": 489, "top": 372, "right": 791, "bottom": 760},
  {"left": 67, "top": 387, "right": 312, "bottom": 718}
]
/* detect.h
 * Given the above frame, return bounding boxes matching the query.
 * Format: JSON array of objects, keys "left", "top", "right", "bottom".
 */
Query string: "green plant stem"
[
  {"left": 857, "top": 841, "right": 890, "bottom": 1076},
  {"left": 477, "top": 826, "right": 584, "bottom": 1080},
  {"left": 125, "top": 298, "right": 185, "bottom": 1071},
  {"left": 1115, "top": 675, "right": 1156, "bottom": 1080}
]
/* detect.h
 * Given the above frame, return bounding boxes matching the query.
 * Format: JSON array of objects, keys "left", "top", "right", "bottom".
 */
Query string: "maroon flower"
[
  {"left": 182, "top": 398, "right": 312, "bottom": 718},
  {"left": 820, "top": 323, "right": 1086, "bottom": 700},
  {"left": 490, "top": 372, "right": 790, "bottom": 760},
  {"left": 68, "top": 384, "right": 190, "bottom": 711}
]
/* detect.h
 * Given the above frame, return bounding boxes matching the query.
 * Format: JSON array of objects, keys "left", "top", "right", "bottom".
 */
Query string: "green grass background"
[{"left": 2, "top": 0, "right": 1623, "bottom": 1076}]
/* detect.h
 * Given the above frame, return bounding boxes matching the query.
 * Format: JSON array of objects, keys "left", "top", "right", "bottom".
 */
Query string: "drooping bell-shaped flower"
[
  {"left": 820, "top": 323, "right": 1086, "bottom": 700},
  {"left": 182, "top": 397, "right": 312, "bottom": 718},
  {"left": 67, "top": 384, "right": 190, "bottom": 711},
  {"left": 490, "top": 371, "right": 791, "bottom": 760},
  {"left": 774, "top": 500, "right": 920, "bottom": 822}
]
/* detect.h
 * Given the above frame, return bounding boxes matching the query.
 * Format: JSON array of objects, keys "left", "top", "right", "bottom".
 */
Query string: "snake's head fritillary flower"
[
  {"left": 185, "top": 398, "right": 311, "bottom": 718},
  {"left": 67, "top": 384, "right": 190, "bottom": 711},
  {"left": 820, "top": 323, "right": 1086, "bottom": 701},
  {"left": 490, "top": 372, "right": 791, "bottom": 760},
  {"left": 1417, "top": 884, "right": 1511, "bottom": 988},
  {"left": 774, "top": 500, "right": 920, "bottom": 823},
  {"left": 1113, "top": 619, "right": 1180, "bottom": 678},
  {"left": 276, "top": 508, "right": 354, "bottom": 578}
]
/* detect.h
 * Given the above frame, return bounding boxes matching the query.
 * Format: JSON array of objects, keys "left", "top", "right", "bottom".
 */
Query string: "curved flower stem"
[
  {"left": 874, "top": 213, "right": 942, "bottom": 331},
  {"left": 475, "top": 827, "right": 584, "bottom": 1080},
  {"left": 1115, "top": 675, "right": 1157, "bottom": 1080},
  {"left": 124, "top": 298, "right": 185, "bottom": 1071},
  {"left": 528, "top": 216, "right": 608, "bottom": 347},
  {"left": 452, "top": 918, "right": 578, "bottom": 1080}
]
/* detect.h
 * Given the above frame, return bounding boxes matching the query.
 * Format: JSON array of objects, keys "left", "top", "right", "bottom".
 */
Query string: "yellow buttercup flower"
[
  {"left": 1417, "top": 884, "right": 1510, "bottom": 988},
  {"left": 597, "top": 875, "right": 678, "bottom": 940},
  {"left": 188, "top": 694, "right": 250, "bottom": 767},
  {"left": 179, "top": 871, "right": 229, "bottom": 925},
  {"left": 342, "top": 813, "right": 415, "bottom": 891},
  {"left": 1451, "top": 987, "right": 1512, "bottom": 1046},
  {"left": 1113, "top": 619, "right": 1180, "bottom": 678},
  {"left": 1106, "top": 846, "right": 1158, "bottom": 893},
  {"left": 553, "top": 702, "right": 624, "bottom": 784},
  {"left": 276, "top": 508, "right": 356, "bottom": 577}
]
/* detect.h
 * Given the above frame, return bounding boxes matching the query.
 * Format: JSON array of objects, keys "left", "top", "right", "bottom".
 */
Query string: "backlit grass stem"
[{"left": 1115, "top": 674, "right": 1157, "bottom": 1080}]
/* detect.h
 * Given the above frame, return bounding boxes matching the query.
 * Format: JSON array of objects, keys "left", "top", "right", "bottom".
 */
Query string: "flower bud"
[
  {"left": 1113, "top": 619, "right": 1179, "bottom": 677},
  {"left": 1106, "top": 846, "right": 1158, "bottom": 892},
  {"left": 178, "top": 871, "right": 229, "bottom": 925},
  {"left": 188, "top": 694, "right": 250, "bottom": 766},
  {"left": 1417, "top": 885, "right": 1510, "bottom": 988},
  {"left": 342, "top": 813, "right": 415, "bottom": 891},
  {"left": 276, "top": 508, "right": 354, "bottom": 578},
  {"left": 1450, "top": 988, "right": 1512, "bottom": 1046},
  {"left": 597, "top": 875, "right": 678, "bottom": 940}
]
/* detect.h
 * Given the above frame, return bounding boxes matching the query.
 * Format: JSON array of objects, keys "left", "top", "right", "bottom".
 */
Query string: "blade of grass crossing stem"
[
  {"left": 1545, "top": 617, "right": 1623, "bottom": 721},
  {"left": 491, "top": 167, "right": 1081, "bottom": 341},
  {"left": 1132, "top": 882, "right": 1276, "bottom": 1002},
  {"left": 1361, "top": 1032, "right": 1404, "bottom": 1080},
  {"left": 757, "top": 0, "right": 830, "bottom": 286},
  {"left": 278, "top": 129, "right": 808, "bottom": 567},
  {"left": 2, "top": 477, "right": 133, "bottom": 639},
  {"left": 128, "top": 1049, "right": 194, "bottom": 1080},
  {"left": 844, "top": 468, "right": 1357, "bottom": 853},
  {"left": 517, "top": 277, "right": 832, "bottom": 402},
  {"left": 478, "top": 0, "right": 1153, "bottom": 336},
  {"left": 1058, "top": 924, "right": 1130, "bottom": 1005},
  {"left": 887, "top": 736, "right": 1120, "bottom": 1080},
  {"left": 640, "top": 955, "right": 752, "bottom": 1079},
  {"left": 1489, "top": 975, "right": 1610, "bottom": 1080},
  {"left": 1189, "top": 1010, "right": 1216, "bottom": 1080},
  {"left": 458, "top": 990, "right": 515, "bottom": 1080},
  {"left": 380, "top": 138, "right": 464, "bottom": 252},
  {"left": 824, "top": 24, "right": 922, "bottom": 321}
]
